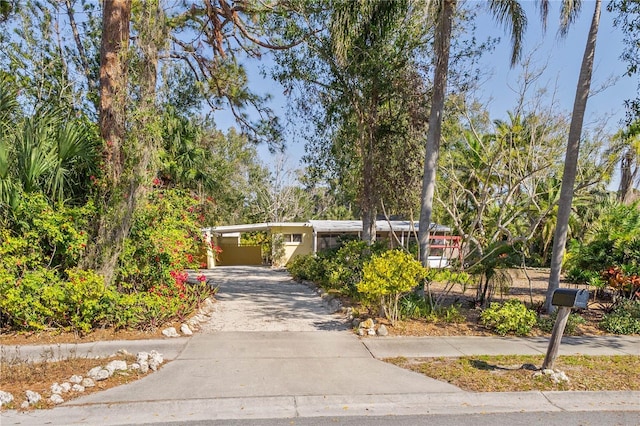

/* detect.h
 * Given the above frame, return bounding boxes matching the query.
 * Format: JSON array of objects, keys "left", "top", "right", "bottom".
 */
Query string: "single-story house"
[{"left": 202, "top": 220, "right": 460, "bottom": 268}]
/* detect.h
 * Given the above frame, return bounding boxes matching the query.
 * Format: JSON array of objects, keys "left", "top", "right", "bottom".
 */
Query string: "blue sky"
[{"left": 215, "top": 1, "right": 635, "bottom": 170}]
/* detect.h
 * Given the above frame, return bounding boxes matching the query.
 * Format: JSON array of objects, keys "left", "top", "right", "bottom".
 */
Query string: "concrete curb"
[{"left": 2, "top": 391, "right": 639, "bottom": 425}]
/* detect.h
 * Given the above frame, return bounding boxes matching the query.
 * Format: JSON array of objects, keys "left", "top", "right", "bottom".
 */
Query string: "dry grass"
[
  {"left": 0, "top": 350, "right": 155, "bottom": 410},
  {"left": 387, "top": 355, "right": 640, "bottom": 392}
]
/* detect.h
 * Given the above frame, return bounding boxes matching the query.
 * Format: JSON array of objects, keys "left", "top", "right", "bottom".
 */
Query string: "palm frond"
[{"left": 488, "top": 0, "right": 528, "bottom": 66}]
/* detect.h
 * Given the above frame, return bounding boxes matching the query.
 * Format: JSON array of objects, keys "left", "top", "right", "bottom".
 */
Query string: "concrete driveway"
[{"left": 69, "top": 266, "right": 460, "bottom": 406}]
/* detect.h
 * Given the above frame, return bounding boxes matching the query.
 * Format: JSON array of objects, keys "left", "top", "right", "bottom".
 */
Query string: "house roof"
[
  {"left": 205, "top": 220, "right": 451, "bottom": 235},
  {"left": 204, "top": 222, "right": 310, "bottom": 235},
  {"left": 309, "top": 220, "right": 451, "bottom": 233}
]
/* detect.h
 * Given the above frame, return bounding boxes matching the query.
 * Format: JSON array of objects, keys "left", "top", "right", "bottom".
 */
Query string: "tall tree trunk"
[
  {"left": 83, "top": 0, "right": 131, "bottom": 286},
  {"left": 544, "top": 0, "right": 601, "bottom": 313},
  {"left": 419, "top": 0, "right": 456, "bottom": 267},
  {"left": 99, "top": 0, "right": 130, "bottom": 186}
]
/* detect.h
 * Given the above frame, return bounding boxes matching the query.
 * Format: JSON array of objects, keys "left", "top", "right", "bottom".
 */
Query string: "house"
[{"left": 202, "top": 220, "right": 460, "bottom": 268}]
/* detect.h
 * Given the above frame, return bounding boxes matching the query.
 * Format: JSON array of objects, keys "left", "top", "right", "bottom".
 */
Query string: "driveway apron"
[{"left": 70, "top": 266, "right": 461, "bottom": 405}]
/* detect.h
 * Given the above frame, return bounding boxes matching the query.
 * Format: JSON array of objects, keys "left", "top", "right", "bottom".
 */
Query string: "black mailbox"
[{"left": 551, "top": 288, "right": 589, "bottom": 309}]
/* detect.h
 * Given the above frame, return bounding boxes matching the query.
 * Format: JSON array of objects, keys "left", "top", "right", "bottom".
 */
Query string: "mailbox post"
[{"left": 542, "top": 288, "right": 589, "bottom": 370}]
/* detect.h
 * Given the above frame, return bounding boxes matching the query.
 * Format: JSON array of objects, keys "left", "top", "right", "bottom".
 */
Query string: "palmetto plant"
[{"left": 0, "top": 80, "right": 98, "bottom": 207}]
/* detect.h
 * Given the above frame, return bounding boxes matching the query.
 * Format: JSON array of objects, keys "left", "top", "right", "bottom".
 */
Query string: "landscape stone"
[
  {"left": 25, "top": 390, "right": 41, "bottom": 405},
  {"left": 87, "top": 366, "right": 110, "bottom": 381},
  {"left": 60, "top": 382, "right": 71, "bottom": 393},
  {"left": 105, "top": 359, "right": 128, "bottom": 374},
  {"left": 376, "top": 324, "right": 389, "bottom": 336},
  {"left": 367, "top": 328, "right": 376, "bottom": 336},
  {"left": 129, "top": 362, "right": 140, "bottom": 371},
  {"left": 21, "top": 401, "right": 29, "bottom": 409},
  {"left": 49, "top": 394, "right": 64, "bottom": 405},
  {"left": 71, "top": 384, "right": 85, "bottom": 392},
  {"left": 50, "top": 383, "right": 63, "bottom": 394},
  {"left": 81, "top": 378, "right": 96, "bottom": 388},
  {"left": 0, "top": 390, "right": 14, "bottom": 406},
  {"left": 117, "top": 349, "right": 132, "bottom": 356},
  {"left": 352, "top": 318, "right": 361, "bottom": 328},
  {"left": 68, "top": 375, "right": 83, "bottom": 384},
  {"left": 149, "top": 350, "right": 164, "bottom": 371},
  {"left": 357, "top": 328, "right": 366, "bottom": 336},
  {"left": 136, "top": 352, "right": 149, "bottom": 363},
  {"left": 138, "top": 361, "right": 149, "bottom": 374},
  {"left": 180, "top": 323, "right": 193, "bottom": 335},
  {"left": 359, "top": 318, "right": 375, "bottom": 329},
  {"left": 162, "top": 327, "right": 179, "bottom": 337}
]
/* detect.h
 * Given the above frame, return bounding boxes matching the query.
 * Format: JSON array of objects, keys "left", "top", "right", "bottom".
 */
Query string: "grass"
[{"left": 386, "top": 355, "right": 640, "bottom": 392}]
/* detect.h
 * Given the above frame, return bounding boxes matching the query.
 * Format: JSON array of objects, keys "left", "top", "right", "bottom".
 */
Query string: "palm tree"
[
  {"left": 544, "top": 0, "right": 602, "bottom": 313},
  {"left": 418, "top": 0, "right": 527, "bottom": 266}
]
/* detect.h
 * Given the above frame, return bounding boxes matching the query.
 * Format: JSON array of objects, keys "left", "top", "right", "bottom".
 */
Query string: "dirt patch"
[{"left": 0, "top": 322, "right": 186, "bottom": 346}]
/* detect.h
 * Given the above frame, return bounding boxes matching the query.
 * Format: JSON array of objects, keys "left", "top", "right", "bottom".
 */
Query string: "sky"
[{"left": 215, "top": 1, "right": 636, "bottom": 171}]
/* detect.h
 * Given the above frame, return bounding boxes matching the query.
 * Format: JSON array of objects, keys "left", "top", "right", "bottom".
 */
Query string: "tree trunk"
[
  {"left": 544, "top": 0, "right": 601, "bottom": 313},
  {"left": 419, "top": 0, "right": 456, "bottom": 267},
  {"left": 99, "top": 0, "right": 130, "bottom": 186}
]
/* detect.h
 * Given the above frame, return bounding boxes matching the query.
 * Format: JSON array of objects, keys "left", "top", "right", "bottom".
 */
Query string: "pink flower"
[{"left": 197, "top": 275, "right": 206, "bottom": 282}]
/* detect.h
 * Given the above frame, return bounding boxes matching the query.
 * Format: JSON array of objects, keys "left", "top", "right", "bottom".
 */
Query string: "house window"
[{"left": 285, "top": 233, "right": 303, "bottom": 244}]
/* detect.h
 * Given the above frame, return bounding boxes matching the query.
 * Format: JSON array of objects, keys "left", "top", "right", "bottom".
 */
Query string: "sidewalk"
[{"left": 2, "top": 332, "right": 639, "bottom": 426}]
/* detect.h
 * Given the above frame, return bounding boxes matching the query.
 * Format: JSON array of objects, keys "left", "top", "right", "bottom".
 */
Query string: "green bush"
[
  {"left": 600, "top": 300, "right": 640, "bottom": 334},
  {"left": 537, "top": 311, "right": 586, "bottom": 335},
  {"left": 117, "top": 189, "right": 207, "bottom": 292},
  {"left": 0, "top": 189, "right": 214, "bottom": 333},
  {"left": 480, "top": 299, "right": 537, "bottom": 336},
  {"left": 357, "top": 250, "right": 427, "bottom": 325}
]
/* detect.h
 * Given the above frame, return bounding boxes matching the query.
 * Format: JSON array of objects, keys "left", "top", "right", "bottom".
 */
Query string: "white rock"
[
  {"left": 162, "top": 327, "right": 179, "bottom": 337},
  {"left": 105, "top": 360, "right": 127, "bottom": 374},
  {"left": 60, "top": 382, "right": 72, "bottom": 393},
  {"left": 136, "top": 352, "right": 149, "bottom": 364},
  {"left": 50, "top": 383, "right": 63, "bottom": 394},
  {"left": 376, "top": 324, "right": 389, "bottom": 336},
  {"left": 71, "top": 384, "right": 85, "bottom": 393},
  {"left": 21, "top": 401, "right": 29, "bottom": 409},
  {"left": 357, "top": 328, "right": 366, "bottom": 336},
  {"left": 138, "top": 361, "right": 149, "bottom": 374},
  {"left": 49, "top": 394, "right": 64, "bottom": 405},
  {"left": 81, "top": 378, "right": 96, "bottom": 388},
  {"left": 69, "top": 375, "right": 83, "bottom": 384},
  {"left": 180, "top": 323, "right": 193, "bottom": 336},
  {"left": 25, "top": 390, "right": 41, "bottom": 405},
  {"left": 0, "top": 390, "right": 14, "bottom": 406},
  {"left": 542, "top": 369, "right": 555, "bottom": 376},
  {"left": 117, "top": 349, "right": 132, "bottom": 356},
  {"left": 367, "top": 328, "right": 376, "bottom": 336},
  {"left": 148, "top": 350, "right": 164, "bottom": 371},
  {"left": 129, "top": 362, "right": 140, "bottom": 371},
  {"left": 88, "top": 367, "right": 110, "bottom": 381}
]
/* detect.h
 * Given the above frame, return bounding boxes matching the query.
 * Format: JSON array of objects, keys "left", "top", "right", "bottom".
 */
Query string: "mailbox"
[{"left": 551, "top": 288, "right": 589, "bottom": 309}]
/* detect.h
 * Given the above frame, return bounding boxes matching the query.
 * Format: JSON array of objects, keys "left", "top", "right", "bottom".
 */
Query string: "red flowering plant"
[{"left": 117, "top": 189, "right": 211, "bottom": 297}]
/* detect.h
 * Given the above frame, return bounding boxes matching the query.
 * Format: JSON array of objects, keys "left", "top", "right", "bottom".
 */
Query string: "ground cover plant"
[{"left": 387, "top": 355, "right": 640, "bottom": 392}]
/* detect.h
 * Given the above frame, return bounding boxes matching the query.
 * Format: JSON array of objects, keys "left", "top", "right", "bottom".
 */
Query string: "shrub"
[
  {"left": 357, "top": 250, "right": 427, "bottom": 325},
  {"left": 537, "top": 311, "right": 586, "bottom": 335},
  {"left": 600, "top": 300, "right": 640, "bottom": 334},
  {"left": 117, "top": 189, "right": 207, "bottom": 292},
  {"left": 480, "top": 299, "right": 537, "bottom": 336}
]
